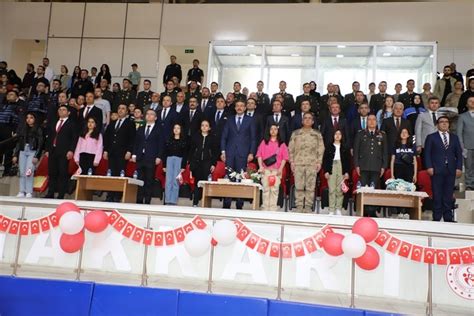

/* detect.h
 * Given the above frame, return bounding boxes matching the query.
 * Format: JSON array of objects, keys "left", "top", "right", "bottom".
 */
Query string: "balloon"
[
  {"left": 84, "top": 210, "right": 109, "bottom": 233},
  {"left": 59, "top": 211, "right": 85, "bottom": 235},
  {"left": 352, "top": 218, "right": 379, "bottom": 243},
  {"left": 322, "top": 232, "right": 344, "bottom": 256},
  {"left": 184, "top": 230, "right": 211, "bottom": 257},
  {"left": 212, "top": 219, "right": 237, "bottom": 246},
  {"left": 55, "top": 202, "right": 80, "bottom": 220},
  {"left": 342, "top": 233, "right": 367, "bottom": 259},
  {"left": 268, "top": 175, "right": 276, "bottom": 187},
  {"left": 59, "top": 231, "right": 85, "bottom": 253},
  {"left": 355, "top": 245, "right": 380, "bottom": 271}
]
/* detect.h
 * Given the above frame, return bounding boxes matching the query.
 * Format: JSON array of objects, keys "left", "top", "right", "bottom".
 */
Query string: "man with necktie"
[
  {"left": 415, "top": 96, "right": 440, "bottom": 155},
  {"left": 182, "top": 96, "right": 202, "bottom": 138},
  {"left": 424, "top": 116, "right": 463, "bottom": 221},
  {"left": 265, "top": 100, "right": 290, "bottom": 144},
  {"left": 381, "top": 102, "right": 412, "bottom": 162}
]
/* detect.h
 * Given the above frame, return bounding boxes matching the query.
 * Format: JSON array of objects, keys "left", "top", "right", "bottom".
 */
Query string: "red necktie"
[
  {"left": 333, "top": 117, "right": 339, "bottom": 130},
  {"left": 53, "top": 119, "right": 64, "bottom": 146}
]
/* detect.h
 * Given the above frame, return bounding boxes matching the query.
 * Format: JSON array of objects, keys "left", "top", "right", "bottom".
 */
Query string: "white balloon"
[
  {"left": 342, "top": 233, "right": 367, "bottom": 259},
  {"left": 59, "top": 211, "right": 85, "bottom": 235},
  {"left": 184, "top": 229, "right": 211, "bottom": 257},
  {"left": 212, "top": 219, "right": 237, "bottom": 246}
]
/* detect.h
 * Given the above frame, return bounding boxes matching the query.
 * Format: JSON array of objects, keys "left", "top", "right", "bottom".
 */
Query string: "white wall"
[{"left": 0, "top": 2, "right": 472, "bottom": 91}]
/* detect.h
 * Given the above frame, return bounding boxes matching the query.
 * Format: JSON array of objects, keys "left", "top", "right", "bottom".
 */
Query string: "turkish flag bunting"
[
  {"left": 321, "top": 225, "right": 334, "bottom": 236},
  {"left": 48, "top": 213, "right": 59, "bottom": 227},
  {"left": 165, "top": 230, "right": 175, "bottom": 245},
  {"left": 113, "top": 216, "right": 127, "bottom": 232},
  {"left": 234, "top": 219, "right": 245, "bottom": 232},
  {"left": 30, "top": 220, "right": 40, "bottom": 234},
  {"left": 269, "top": 242, "right": 280, "bottom": 258},
  {"left": 293, "top": 241, "right": 305, "bottom": 257},
  {"left": 435, "top": 249, "right": 448, "bottom": 265},
  {"left": 411, "top": 244, "right": 423, "bottom": 262},
  {"left": 143, "top": 230, "right": 153, "bottom": 246},
  {"left": 9, "top": 220, "right": 20, "bottom": 234},
  {"left": 312, "top": 231, "right": 325, "bottom": 247},
  {"left": 386, "top": 236, "right": 401, "bottom": 253},
  {"left": 154, "top": 232, "right": 164, "bottom": 246},
  {"left": 183, "top": 223, "right": 194, "bottom": 234},
  {"left": 237, "top": 225, "right": 251, "bottom": 241},
  {"left": 192, "top": 216, "right": 207, "bottom": 229},
  {"left": 0, "top": 216, "right": 11, "bottom": 232},
  {"left": 132, "top": 227, "right": 144, "bottom": 242},
  {"left": 256, "top": 238, "right": 270, "bottom": 255},
  {"left": 281, "top": 243, "right": 293, "bottom": 258},
  {"left": 423, "top": 247, "right": 435, "bottom": 264},
  {"left": 398, "top": 241, "right": 412, "bottom": 258},
  {"left": 174, "top": 227, "right": 185, "bottom": 243},
  {"left": 19, "top": 221, "right": 30, "bottom": 235},
  {"left": 122, "top": 223, "right": 135, "bottom": 238},
  {"left": 448, "top": 248, "right": 461, "bottom": 264},
  {"left": 303, "top": 237, "right": 317, "bottom": 254},
  {"left": 375, "top": 230, "right": 391, "bottom": 247},
  {"left": 108, "top": 210, "right": 121, "bottom": 224},
  {"left": 459, "top": 247, "right": 473, "bottom": 264},
  {"left": 40, "top": 216, "right": 51, "bottom": 232},
  {"left": 245, "top": 233, "right": 260, "bottom": 249}
]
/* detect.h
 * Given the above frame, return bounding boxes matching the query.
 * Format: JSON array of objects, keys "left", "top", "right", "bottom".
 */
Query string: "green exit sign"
[{"left": 185, "top": 49, "right": 194, "bottom": 54}]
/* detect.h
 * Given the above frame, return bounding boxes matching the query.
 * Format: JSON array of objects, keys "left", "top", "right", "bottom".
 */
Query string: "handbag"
[{"left": 263, "top": 154, "right": 277, "bottom": 167}]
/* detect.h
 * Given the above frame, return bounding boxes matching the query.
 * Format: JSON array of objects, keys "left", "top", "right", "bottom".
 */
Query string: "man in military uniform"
[
  {"left": 232, "top": 82, "right": 247, "bottom": 103},
  {"left": 113, "top": 78, "right": 136, "bottom": 113},
  {"left": 162, "top": 55, "right": 182, "bottom": 87},
  {"left": 288, "top": 112, "right": 325, "bottom": 213},
  {"left": 99, "top": 79, "right": 114, "bottom": 106},
  {"left": 209, "top": 82, "right": 223, "bottom": 104},
  {"left": 296, "top": 82, "right": 319, "bottom": 117},
  {"left": 136, "top": 79, "right": 153, "bottom": 110},
  {"left": 369, "top": 81, "right": 390, "bottom": 114},
  {"left": 185, "top": 80, "right": 201, "bottom": 102},
  {"left": 398, "top": 79, "right": 420, "bottom": 110},
  {"left": 255, "top": 80, "right": 271, "bottom": 116},
  {"left": 353, "top": 114, "right": 388, "bottom": 216},
  {"left": 187, "top": 59, "right": 204, "bottom": 84},
  {"left": 272, "top": 81, "right": 295, "bottom": 116},
  {"left": 160, "top": 80, "right": 178, "bottom": 104}
]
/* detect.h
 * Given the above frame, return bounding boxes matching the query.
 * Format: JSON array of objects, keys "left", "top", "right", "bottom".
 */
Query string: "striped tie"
[{"left": 442, "top": 132, "right": 448, "bottom": 149}]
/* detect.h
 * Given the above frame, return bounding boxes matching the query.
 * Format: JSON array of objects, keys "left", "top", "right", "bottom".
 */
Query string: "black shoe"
[{"left": 44, "top": 193, "right": 55, "bottom": 199}]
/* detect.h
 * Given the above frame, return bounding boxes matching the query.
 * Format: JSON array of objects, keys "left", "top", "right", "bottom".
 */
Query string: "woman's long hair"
[
  {"left": 81, "top": 116, "right": 101, "bottom": 140},
  {"left": 382, "top": 95, "right": 395, "bottom": 119},
  {"left": 329, "top": 129, "right": 347, "bottom": 149},
  {"left": 394, "top": 127, "right": 414, "bottom": 148},
  {"left": 264, "top": 124, "right": 283, "bottom": 146},
  {"left": 169, "top": 123, "right": 184, "bottom": 141}
]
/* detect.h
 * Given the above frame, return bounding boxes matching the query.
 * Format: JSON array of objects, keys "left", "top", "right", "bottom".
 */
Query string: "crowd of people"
[{"left": 0, "top": 56, "right": 473, "bottom": 222}]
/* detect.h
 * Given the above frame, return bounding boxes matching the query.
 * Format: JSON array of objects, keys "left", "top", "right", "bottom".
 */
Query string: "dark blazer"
[
  {"left": 206, "top": 108, "right": 228, "bottom": 143},
  {"left": 380, "top": 116, "right": 412, "bottom": 152},
  {"left": 424, "top": 132, "right": 463, "bottom": 174},
  {"left": 320, "top": 115, "right": 349, "bottom": 146},
  {"left": 265, "top": 113, "right": 290, "bottom": 144},
  {"left": 46, "top": 118, "right": 78, "bottom": 155},
  {"left": 255, "top": 92, "right": 271, "bottom": 116},
  {"left": 353, "top": 129, "right": 388, "bottom": 172},
  {"left": 290, "top": 112, "right": 317, "bottom": 132},
  {"left": 369, "top": 93, "right": 390, "bottom": 114},
  {"left": 271, "top": 92, "right": 295, "bottom": 115},
  {"left": 104, "top": 117, "right": 136, "bottom": 156},
  {"left": 133, "top": 124, "right": 162, "bottom": 162},
  {"left": 181, "top": 108, "right": 203, "bottom": 137},
  {"left": 157, "top": 107, "right": 180, "bottom": 141},
  {"left": 320, "top": 94, "right": 343, "bottom": 108},
  {"left": 221, "top": 115, "right": 257, "bottom": 158},
  {"left": 198, "top": 98, "right": 215, "bottom": 113},
  {"left": 398, "top": 92, "right": 421, "bottom": 109},
  {"left": 246, "top": 111, "right": 264, "bottom": 143},
  {"left": 348, "top": 115, "right": 367, "bottom": 148},
  {"left": 188, "top": 133, "right": 220, "bottom": 170},
  {"left": 78, "top": 105, "right": 103, "bottom": 128},
  {"left": 322, "top": 143, "right": 351, "bottom": 175},
  {"left": 295, "top": 94, "right": 320, "bottom": 116}
]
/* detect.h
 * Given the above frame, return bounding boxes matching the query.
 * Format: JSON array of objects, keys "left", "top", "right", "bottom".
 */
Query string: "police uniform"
[
  {"left": 163, "top": 63, "right": 182, "bottom": 84},
  {"left": 187, "top": 67, "right": 204, "bottom": 83},
  {"left": 136, "top": 90, "right": 154, "bottom": 109},
  {"left": 288, "top": 128, "right": 325, "bottom": 213},
  {"left": 113, "top": 88, "right": 137, "bottom": 113},
  {"left": 353, "top": 129, "right": 388, "bottom": 215}
]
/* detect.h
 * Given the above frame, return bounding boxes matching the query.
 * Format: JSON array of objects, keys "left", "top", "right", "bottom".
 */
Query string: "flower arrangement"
[
  {"left": 385, "top": 178, "right": 416, "bottom": 192},
  {"left": 225, "top": 167, "right": 262, "bottom": 184}
]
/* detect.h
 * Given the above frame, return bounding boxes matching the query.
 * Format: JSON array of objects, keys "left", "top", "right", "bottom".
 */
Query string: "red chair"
[
  {"left": 95, "top": 158, "right": 108, "bottom": 176},
  {"left": 383, "top": 168, "right": 392, "bottom": 187},
  {"left": 212, "top": 161, "right": 226, "bottom": 181},
  {"left": 417, "top": 170, "right": 432, "bottom": 198},
  {"left": 125, "top": 161, "right": 136, "bottom": 177},
  {"left": 247, "top": 162, "right": 258, "bottom": 171},
  {"left": 181, "top": 164, "right": 195, "bottom": 191},
  {"left": 154, "top": 162, "right": 165, "bottom": 189},
  {"left": 68, "top": 159, "right": 79, "bottom": 175},
  {"left": 416, "top": 156, "right": 424, "bottom": 171}
]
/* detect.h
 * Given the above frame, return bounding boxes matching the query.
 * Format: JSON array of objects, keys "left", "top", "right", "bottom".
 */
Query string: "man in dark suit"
[
  {"left": 79, "top": 92, "right": 103, "bottom": 128},
  {"left": 221, "top": 100, "right": 257, "bottom": 209},
  {"left": 271, "top": 81, "right": 295, "bottom": 116},
  {"left": 320, "top": 103, "right": 349, "bottom": 146},
  {"left": 199, "top": 87, "right": 215, "bottom": 113},
  {"left": 295, "top": 82, "right": 320, "bottom": 117},
  {"left": 171, "top": 91, "right": 188, "bottom": 115},
  {"left": 342, "top": 81, "right": 362, "bottom": 114},
  {"left": 136, "top": 80, "right": 154, "bottom": 109},
  {"left": 424, "top": 116, "right": 463, "bottom": 222},
  {"left": 157, "top": 95, "right": 180, "bottom": 150},
  {"left": 160, "top": 80, "right": 178, "bottom": 105},
  {"left": 348, "top": 102, "right": 370, "bottom": 149},
  {"left": 369, "top": 81, "right": 390, "bottom": 114},
  {"left": 255, "top": 80, "right": 271, "bottom": 116},
  {"left": 131, "top": 109, "right": 163, "bottom": 204},
  {"left": 103, "top": 104, "right": 136, "bottom": 202},
  {"left": 206, "top": 96, "right": 228, "bottom": 143},
  {"left": 45, "top": 105, "right": 79, "bottom": 199},
  {"left": 398, "top": 79, "right": 420, "bottom": 110},
  {"left": 291, "top": 100, "right": 314, "bottom": 132},
  {"left": 232, "top": 82, "right": 247, "bottom": 103},
  {"left": 265, "top": 99, "right": 290, "bottom": 144},
  {"left": 320, "top": 83, "right": 343, "bottom": 108},
  {"left": 185, "top": 80, "right": 201, "bottom": 103},
  {"left": 245, "top": 97, "right": 264, "bottom": 143},
  {"left": 381, "top": 102, "right": 412, "bottom": 160},
  {"left": 182, "top": 96, "right": 203, "bottom": 138}
]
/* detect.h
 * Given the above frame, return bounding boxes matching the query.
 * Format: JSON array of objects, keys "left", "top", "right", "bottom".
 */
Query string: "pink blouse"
[
  {"left": 74, "top": 134, "right": 103, "bottom": 165},
  {"left": 256, "top": 139, "right": 289, "bottom": 169}
]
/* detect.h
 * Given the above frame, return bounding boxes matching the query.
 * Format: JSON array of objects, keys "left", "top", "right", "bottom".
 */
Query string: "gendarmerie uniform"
[
  {"left": 255, "top": 92, "right": 271, "bottom": 116},
  {"left": 185, "top": 89, "right": 202, "bottom": 103},
  {"left": 272, "top": 91, "right": 295, "bottom": 116},
  {"left": 113, "top": 88, "right": 137, "bottom": 113},
  {"left": 398, "top": 92, "right": 420, "bottom": 110},
  {"left": 369, "top": 93, "right": 390, "bottom": 114},
  {"left": 136, "top": 90, "right": 154, "bottom": 109},
  {"left": 101, "top": 88, "right": 114, "bottom": 106},
  {"left": 233, "top": 92, "right": 247, "bottom": 103},
  {"left": 295, "top": 93, "right": 320, "bottom": 117},
  {"left": 163, "top": 63, "right": 182, "bottom": 84},
  {"left": 187, "top": 67, "right": 204, "bottom": 83},
  {"left": 160, "top": 90, "right": 178, "bottom": 104},
  {"left": 209, "top": 92, "right": 223, "bottom": 105}
]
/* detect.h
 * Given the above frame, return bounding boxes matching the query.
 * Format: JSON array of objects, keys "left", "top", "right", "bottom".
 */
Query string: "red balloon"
[
  {"left": 55, "top": 202, "right": 80, "bottom": 220},
  {"left": 352, "top": 218, "right": 379, "bottom": 243},
  {"left": 268, "top": 175, "right": 276, "bottom": 187},
  {"left": 355, "top": 245, "right": 380, "bottom": 271},
  {"left": 323, "top": 232, "right": 344, "bottom": 256},
  {"left": 84, "top": 210, "right": 109, "bottom": 233},
  {"left": 59, "top": 231, "right": 85, "bottom": 253}
]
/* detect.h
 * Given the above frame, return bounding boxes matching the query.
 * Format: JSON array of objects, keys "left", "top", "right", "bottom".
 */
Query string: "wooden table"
[
  {"left": 356, "top": 188, "right": 428, "bottom": 220},
  {"left": 198, "top": 181, "right": 262, "bottom": 210},
  {"left": 72, "top": 175, "right": 144, "bottom": 203}
]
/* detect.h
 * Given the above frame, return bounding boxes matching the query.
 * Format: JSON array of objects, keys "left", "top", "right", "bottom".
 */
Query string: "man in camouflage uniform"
[{"left": 288, "top": 112, "right": 325, "bottom": 212}]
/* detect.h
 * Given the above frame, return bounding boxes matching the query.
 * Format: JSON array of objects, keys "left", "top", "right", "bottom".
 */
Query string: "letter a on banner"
[{"left": 221, "top": 242, "right": 268, "bottom": 284}]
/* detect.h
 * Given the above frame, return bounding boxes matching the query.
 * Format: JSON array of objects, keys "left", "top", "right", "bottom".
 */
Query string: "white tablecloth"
[
  {"left": 197, "top": 180, "right": 263, "bottom": 191},
  {"left": 72, "top": 175, "right": 144, "bottom": 186},
  {"left": 356, "top": 187, "right": 428, "bottom": 198}
]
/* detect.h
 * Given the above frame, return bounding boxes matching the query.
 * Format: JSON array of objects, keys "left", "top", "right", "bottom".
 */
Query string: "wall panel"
[
  {"left": 126, "top": 4, "right": 162, "bottom": 39},
  {"left": 83, "top": 3, "right": 126, "bottom": 38},
  {"left": 80, "top": 39, "right": 123, "bottom": 77},
  {"left": 49, "top": 3, "right": 84, "bottom": 38},
  {"left": 122, "top": 39, "right": 159, "bottom": 78}
]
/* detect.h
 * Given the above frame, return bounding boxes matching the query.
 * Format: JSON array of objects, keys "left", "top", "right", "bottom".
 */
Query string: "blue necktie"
[
  {"left": 145, "top": 125, "right": 151, "bottom": 139},
  {"left": 237, "top": 116, "right": 242, "bottom": 131}
]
